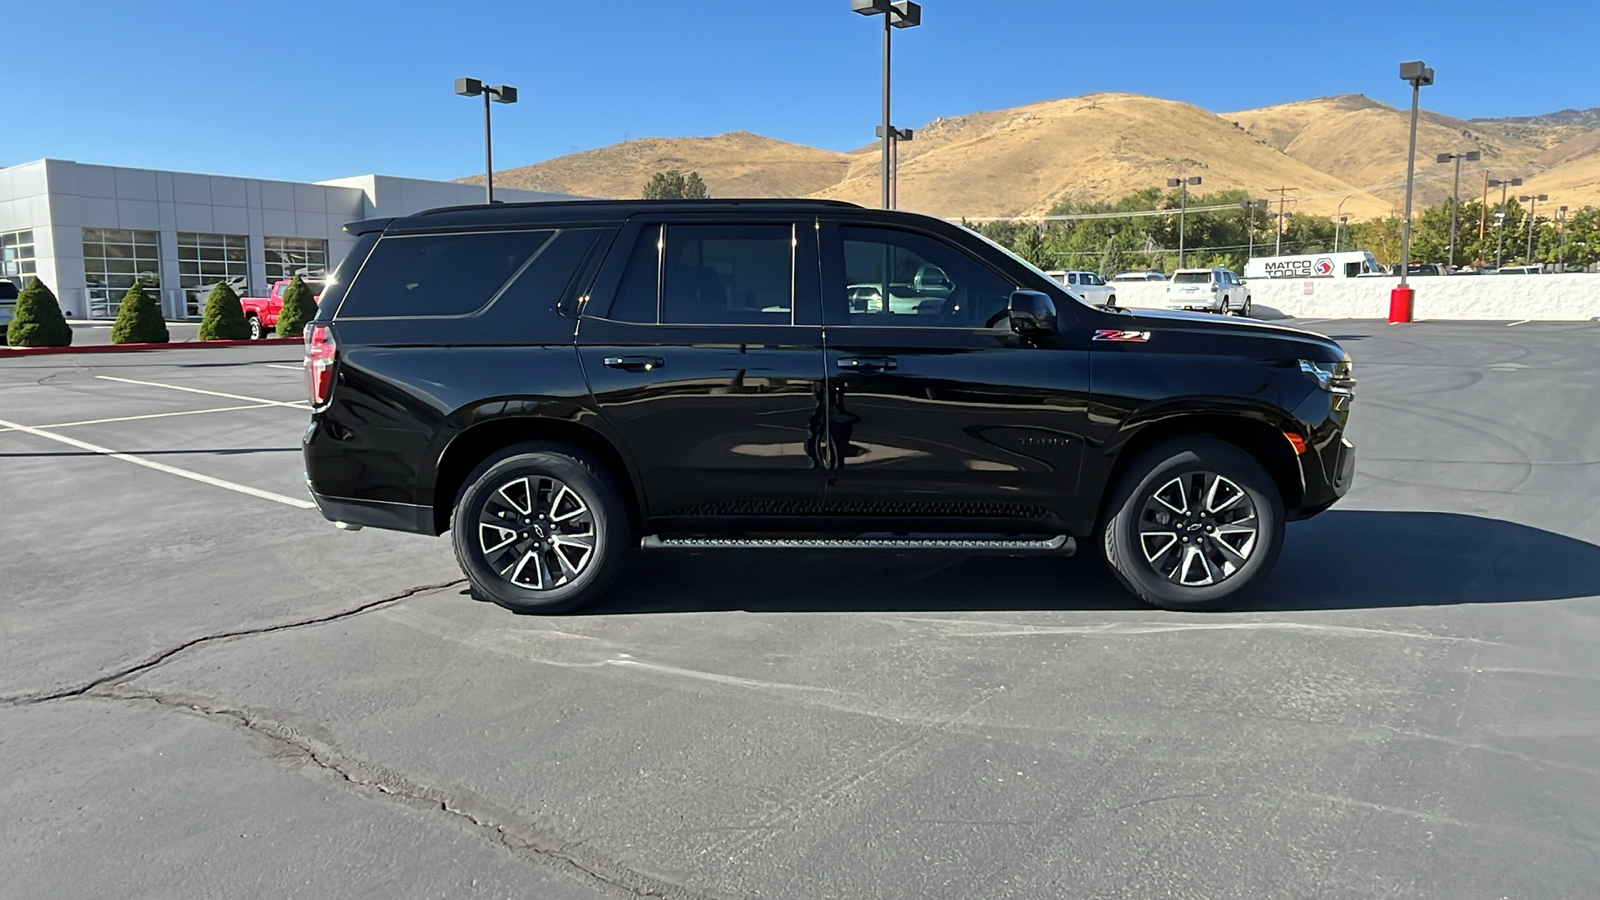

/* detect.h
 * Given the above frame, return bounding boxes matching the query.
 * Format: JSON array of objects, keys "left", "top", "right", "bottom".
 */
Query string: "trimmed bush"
[
  {"left": 196, "top": 282, "right": 250, "bottom": 341},
  {"left": 275, "top": 274, "right": 317, "bottom": 338},
  {"left": 109, "top": 282, "right": 169, "bottom": 345},
  {"left": 5, "top": 278, "right": 73, "bottom": 348}
]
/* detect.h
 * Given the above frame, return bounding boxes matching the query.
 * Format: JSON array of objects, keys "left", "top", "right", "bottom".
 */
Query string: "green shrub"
[
  {"left": 109, "top": 282, "right": 169, "bottom": 344},
  {"left": 5, "top": 278, "right": 73, "bottom": 348},
  {"left": 196, "top": 282, "right": 250, "bottom": 341},
  {"left": 275, "top": 274, "right": 317, "bottom": 338}
]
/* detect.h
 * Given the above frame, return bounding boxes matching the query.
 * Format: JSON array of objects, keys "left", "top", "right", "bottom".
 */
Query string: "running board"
[{"left": 641, "top": 535, "right": 1074, "bottom": 554}]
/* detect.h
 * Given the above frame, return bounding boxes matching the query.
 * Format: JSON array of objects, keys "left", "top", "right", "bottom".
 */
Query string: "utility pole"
[
  {"left": 1267, "top": 186, "right": 1295, "bottom": 255},
  {"left": 1167, "top": 175, "right": 1202, "bottom": 268},
  {"left": 1478, "top": 172, "right": 1490, "bottom": 245}
]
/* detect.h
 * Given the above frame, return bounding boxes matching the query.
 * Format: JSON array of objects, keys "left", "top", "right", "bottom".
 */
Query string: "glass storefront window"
[
  {"left": 1, "top": 230, "right": 37, "bottom": 287},
  {"left": 265, "top": 237, "right": 328, "bottom": 284},
  {"left": 177, "top": 232, "right": 249, "bottom": 318},
  {"left": 83, "top": 228, "right": 160, "bottom": 319}
]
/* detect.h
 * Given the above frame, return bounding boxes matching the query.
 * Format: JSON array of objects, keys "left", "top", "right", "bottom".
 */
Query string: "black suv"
[{"left": 303, "top": 200, "right": 1355, "bottom": 612}]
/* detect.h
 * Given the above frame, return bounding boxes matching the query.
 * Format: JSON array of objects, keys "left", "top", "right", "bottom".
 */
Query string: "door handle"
[
  {"left": 603, "top": 355, "right": 666, "bottom": 371},
  {"left": 836, "top": 356, "right": 897, "bottom": 372}
]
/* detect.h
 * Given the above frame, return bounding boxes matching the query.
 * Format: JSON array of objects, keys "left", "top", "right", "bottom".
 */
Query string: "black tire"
[
  {"left": 247, "top": 314, "right": 262, "bottom": 340},
  {"left": 450, "top": 442, "right": 632, "bottom": 614},
  {"left": 1100, "top": 436, "right": 1284, "bottom": 611},
  {"left": 1219, "top": 295, "right": 1230, "bottom": 315}
]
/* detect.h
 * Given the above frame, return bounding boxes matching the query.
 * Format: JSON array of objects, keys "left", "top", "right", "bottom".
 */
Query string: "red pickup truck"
[{"left": 241, "top": 279, "right": 323, "bottom": 339}]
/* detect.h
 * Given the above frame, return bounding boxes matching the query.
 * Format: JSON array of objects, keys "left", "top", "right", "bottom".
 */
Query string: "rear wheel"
[
  {"left": 451, "top": 442, "right": 632, "bottom": 614},
  {"left": 247, "top": 314, "right": 263, "bottom": 340},
  {"left": 1100, "top": 436, "right": 1284, "bottom": 611},
  {"left": 1219, "top": 295, "right": 1230, "bottom": 315}
]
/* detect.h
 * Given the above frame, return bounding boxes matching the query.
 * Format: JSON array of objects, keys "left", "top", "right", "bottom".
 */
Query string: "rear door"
[
  {"left": 577, "top": 216, "right": 827, "bottom": 524},
  {"left": 816, "top": 219, "right": 1093, "bottom": 530}
]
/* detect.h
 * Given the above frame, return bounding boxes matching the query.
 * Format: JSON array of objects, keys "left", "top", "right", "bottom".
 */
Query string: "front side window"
[
  {"left": 82, "top": 228, "right": 160, "bottom": 319},
  {"left": 839, "top": 226, "right": 1014, "bottom": 327},
  {"left": 177, "top": 232, "right": 249, "bottom": 318}
]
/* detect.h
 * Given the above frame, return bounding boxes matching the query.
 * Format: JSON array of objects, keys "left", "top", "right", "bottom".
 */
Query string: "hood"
[{"left": 1093, "top": 307, "right": 1347, "bottom": 362}]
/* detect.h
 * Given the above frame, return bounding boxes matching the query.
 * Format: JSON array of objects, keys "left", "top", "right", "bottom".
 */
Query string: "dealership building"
[{"left": 0, "top": 159, "right": 580, "bottom": 320}]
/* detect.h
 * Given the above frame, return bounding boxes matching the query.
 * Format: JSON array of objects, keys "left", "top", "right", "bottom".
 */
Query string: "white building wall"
[{"left": 2, "top": 159, "right": 576, "bottom": 320}]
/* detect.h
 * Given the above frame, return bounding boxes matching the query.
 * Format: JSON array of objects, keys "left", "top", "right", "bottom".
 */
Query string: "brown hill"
[
  {"left": 1223, "top": 95, "right": 1554, "bottom": 208},
  {"left": 474, "top": 131, "right": 852, "bottom": 200},
  {"left": 810, "top": 93, "right": 1390, "bottom": 220}
]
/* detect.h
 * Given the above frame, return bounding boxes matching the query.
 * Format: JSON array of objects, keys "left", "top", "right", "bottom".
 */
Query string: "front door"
[
  {"left": 578, "top": 217, "right": 827, "bottom": 524},
  {"left": 817, "top": 220, "right": 1093, "bottom": 532}
]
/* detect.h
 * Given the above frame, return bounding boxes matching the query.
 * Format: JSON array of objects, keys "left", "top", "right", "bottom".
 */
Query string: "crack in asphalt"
[
  {"left": 77, "top": 687, "right": 710, "bottom": 900},
  {"left": 0, "top": 579, "right": 467, "bottom": 707}
]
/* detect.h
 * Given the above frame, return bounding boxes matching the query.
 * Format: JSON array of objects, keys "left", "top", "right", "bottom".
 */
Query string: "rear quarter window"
[{"left": 335, "top": 230, "right": 554, "bottom": 318}]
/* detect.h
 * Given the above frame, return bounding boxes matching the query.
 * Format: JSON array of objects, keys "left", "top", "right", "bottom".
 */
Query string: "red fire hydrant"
[{"left": 1389, "top": 285, "right": 1414, "bottom": 324}]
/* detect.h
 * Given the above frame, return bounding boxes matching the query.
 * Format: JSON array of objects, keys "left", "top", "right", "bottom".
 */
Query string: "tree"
[
  {"left": 196, "top": 282, "right": 250, "bottom": 341},
  {"left": 109, "top": 282, "right": 169, "bottom": 344},
  {"left": 5, "top": 278, "right": 73, "bottom": 347},
  {"left": 275, "top": 274, "right": 318, "bottom": 338},
  {"left": 642, "top": 169, "right": 710, "bottom": 199}
]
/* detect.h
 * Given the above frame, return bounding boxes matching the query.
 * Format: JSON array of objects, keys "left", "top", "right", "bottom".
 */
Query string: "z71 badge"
[{"left": 1092, "top": 329, "right": 1152, "bottom": 342}]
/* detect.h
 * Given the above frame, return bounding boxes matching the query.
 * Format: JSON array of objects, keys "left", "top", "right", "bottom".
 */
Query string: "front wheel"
[
  {"left": 1100, "top": 437, "right": 1284, "bottom": 610},
  {"left": 451, "top": 442, "right": 632, "bottom": 614},
  {"left": 247, "top": 314, "right": 263, "bottom": 340}
]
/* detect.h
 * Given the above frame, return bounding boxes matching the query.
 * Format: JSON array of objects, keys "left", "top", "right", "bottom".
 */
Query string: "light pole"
[
  {"left": 877, "top": 125, "right": 914, "bottom": 208},
  {"left": 1397, "top": 61, "right": 1434, "bottom": 290},
  {"left": 1489, "top": 177, "right": 1523, "bottom": 267},
  {"left": 1239, "top": 198, "right": 1266, "bottom": 261},
  {"left": 454, "top": 77, "right": 518, "bottom": 205},
  {"left": 1557, "top": 206, "right": 1570, "bottom": 272},
  {"left": 1166, "top": 176, "right": 1202, "bottom": 268},
  {"left": 1519, "top": 193, "right": 1548, "bottom": 266},
  {"left": 853, "top": 0, "right": 922, "bottom": 210},
  {"left": 1437, "top": 149, "right": 1481, "bottom": 271},
  {"left": 1334, "top": 195, "right": 1352, "bottom": 253}
]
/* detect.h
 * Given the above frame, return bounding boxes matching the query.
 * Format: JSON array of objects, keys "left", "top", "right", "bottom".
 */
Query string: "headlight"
[{"left": 1299, "top": 359, "right": 1355, "bottom": 394}]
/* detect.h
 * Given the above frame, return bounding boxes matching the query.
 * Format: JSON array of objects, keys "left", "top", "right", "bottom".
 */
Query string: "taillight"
[{"left": 304, "top": 324, "right": 337, "bottom": 408}]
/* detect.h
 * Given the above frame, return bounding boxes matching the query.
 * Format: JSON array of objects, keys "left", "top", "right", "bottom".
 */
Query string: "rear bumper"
[{"left": 309, "top": 488, "right": 434, "bottom": 535}]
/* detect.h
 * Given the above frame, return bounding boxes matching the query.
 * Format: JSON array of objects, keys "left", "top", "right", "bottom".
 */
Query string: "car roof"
[{"left": 381, "top": 198, "right": 866, "bottom": 234}]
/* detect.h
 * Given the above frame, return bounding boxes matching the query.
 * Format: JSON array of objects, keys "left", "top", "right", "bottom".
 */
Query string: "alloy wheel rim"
[
  {"left": 1136, "top": 471, "right": 1258, "bottom": 587},
  {"left": 477, "top": 475, "right": 597, "bottom": 590}
]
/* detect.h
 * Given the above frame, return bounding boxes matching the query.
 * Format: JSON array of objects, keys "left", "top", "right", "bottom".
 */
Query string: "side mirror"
[{"left": 1007, "top": 290, "right": 1057, "bottom": 337}]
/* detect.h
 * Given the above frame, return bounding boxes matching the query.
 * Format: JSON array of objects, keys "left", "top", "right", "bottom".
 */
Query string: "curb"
[{"left": 2, "top": 337, "right": 301, "bottom": 357}]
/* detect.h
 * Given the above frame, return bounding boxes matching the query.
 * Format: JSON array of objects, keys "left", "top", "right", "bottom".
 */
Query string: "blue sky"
[{"left": 6, "top": 0, "right": 1594, "bottom": 183}]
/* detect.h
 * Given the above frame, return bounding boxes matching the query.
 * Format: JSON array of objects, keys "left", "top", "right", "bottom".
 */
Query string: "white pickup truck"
[{"left": 1044, "top": 270, "right": 1117, "bottom": 307}]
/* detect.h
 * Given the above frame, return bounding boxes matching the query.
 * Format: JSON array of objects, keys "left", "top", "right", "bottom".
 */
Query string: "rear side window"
[{"left": 335, "top": 230, "right": 552, "bottom": 318}]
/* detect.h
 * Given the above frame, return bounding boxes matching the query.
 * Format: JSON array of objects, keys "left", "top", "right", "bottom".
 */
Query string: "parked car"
[
  {"left": 0, "top": 279, "right": 17, "bottom": 330},
  {"left": 1044, "top": 269, "right": 1117, "bottom": 307},
  {"left": 241, "top": 278, "right": 323, "bottom": 339},
  {"left": 1389, "top": 262, "right": 1449, "bottom": 276},
  {"left": 1496, "top": 265, "right": 1543, "bottom": 275},
  {"left": 1111, "top": 271, "right": 1167, "bottom": 282},
  {"left": 303, "top": 200, "right": 1355, "bottom": 614},
  {"left": 1165, "top": 268, "right": 1252, "bottom": 316}
]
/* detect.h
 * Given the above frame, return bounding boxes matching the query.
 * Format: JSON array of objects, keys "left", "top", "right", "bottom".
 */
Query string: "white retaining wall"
[{"left": 1107, "top": 275, "right": 1600, "bottom": 321}]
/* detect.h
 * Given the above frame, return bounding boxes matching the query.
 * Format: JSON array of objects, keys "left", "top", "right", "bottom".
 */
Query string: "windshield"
[{"left": 1173, "top": 272, "right": 1214, "bottom": 284}]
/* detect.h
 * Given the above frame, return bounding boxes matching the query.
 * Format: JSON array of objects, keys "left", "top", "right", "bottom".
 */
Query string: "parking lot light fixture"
[
  {"left": 1519, "top": 194, "right": 1549, "bottom": 265},
  {"left": 1488, "top": 176, "right": 1523, "bottom": 267},
  {"left": 853, "top": 0, "right": 922, "bottom": 210},
  {"left": 1166, "top": 176, "right": 1202, "bottom": 268},
  {"left": 455, "top": 77, "right": 518, "bottom": 205},
  {"left": 1396, "top": 61, "right": 1434, "bottom": 290},
  {"left": 1437, "top": 150, "right": 1481, "bottom": 271}
]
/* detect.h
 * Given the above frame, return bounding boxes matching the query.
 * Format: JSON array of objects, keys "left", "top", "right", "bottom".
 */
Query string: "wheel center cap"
[
  {"left": 1187, "top": 522, "right": 1203, "bottom": 532},
  {"left": 531, "top": 524, "right": 546, "bottom": 538}
]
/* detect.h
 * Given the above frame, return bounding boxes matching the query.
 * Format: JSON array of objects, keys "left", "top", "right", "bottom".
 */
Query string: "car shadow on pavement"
[{"left": 584, "top": 510, "right": 1600, "bottom": 615}]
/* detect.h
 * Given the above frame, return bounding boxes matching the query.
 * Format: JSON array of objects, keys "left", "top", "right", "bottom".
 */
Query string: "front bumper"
[{"left": 1290, "top": 434, "right": 1355, "bottom": 519}]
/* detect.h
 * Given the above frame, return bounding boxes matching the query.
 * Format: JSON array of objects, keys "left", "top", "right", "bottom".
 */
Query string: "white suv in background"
[
  {"left": 1166, "top": 267, "right": 1251, "bottom": 316},
  {"left": 1044, "top": 270, "right": 1117, "bottom": 307}
]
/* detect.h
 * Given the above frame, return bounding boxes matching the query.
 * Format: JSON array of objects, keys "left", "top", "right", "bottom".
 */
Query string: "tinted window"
[
  {"left": 663, "top": 224, "right": 792, "bottom": 325},
  {"left": 0, "top": 281, "right": 17, "bottom": 301},
  {"left": 839, "top": 226, "right": 1014, "bottom": 327},
  {"left": 1172, "top": 272, "right": 1212, "bottom": 284},
  {"left": 336, "top": 230, "right": 552, "bottom": 318},
  {"left": 493, "top": 230, "right": 604, "bottom": 324},
  {"left": 606, "top": 225, "right": 661, "bottom": 323},
  {"left": 316, "top": 231, "right": 379, "bottom": 320}
]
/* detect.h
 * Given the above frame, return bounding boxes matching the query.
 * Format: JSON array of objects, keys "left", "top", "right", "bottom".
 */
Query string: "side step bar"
[{"left": 641, "top": 535, "right": 1074, "bottom": 554}]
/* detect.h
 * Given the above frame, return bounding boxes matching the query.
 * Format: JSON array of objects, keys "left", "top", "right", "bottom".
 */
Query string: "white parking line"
[
  {"left": 1506, "top": 319, "right": 1530, "bottom": 327},
  {"left": 0, "top": 415, "right": 317, "bottom": 509},
  {"left": 94, "top": 375, "right": 310, "bottom": 409},
  {"left": 35, "top": 404, "right": 278, "bottom": 430}
]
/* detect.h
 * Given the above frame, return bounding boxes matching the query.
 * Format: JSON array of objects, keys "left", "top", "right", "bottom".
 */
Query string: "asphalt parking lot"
[{"left": 3, "top": 319, "right": 1600, "bottom": 899}]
